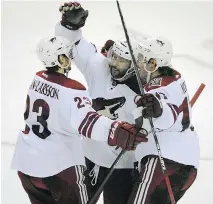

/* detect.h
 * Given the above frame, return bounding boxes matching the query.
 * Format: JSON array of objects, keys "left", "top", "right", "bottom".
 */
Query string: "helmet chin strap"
[
  {"left": 60, "top": 59, "right": 71, "bottom": 69},
  {"left": 110, "top": 65, "right": 134, "bottom": 82},
  {"left": 144, "top": 63, "right": 159, "bottom": 83},
  {"left": 65, "top": 67, "right": 71, "bottom": 77},
  {"left": 59, "top": 59, "right": 72, "bottom": 77}
]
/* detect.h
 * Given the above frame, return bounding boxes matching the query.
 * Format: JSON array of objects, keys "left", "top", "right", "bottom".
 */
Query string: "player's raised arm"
[{"left": 55, "top": 2, "right": 99, "bottom": 75}]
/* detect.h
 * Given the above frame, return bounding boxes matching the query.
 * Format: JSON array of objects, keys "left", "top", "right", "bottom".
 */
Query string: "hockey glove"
[
  {"left": 134, "top": 94, "right": 162, "bottom": 118},
  {"left": 108, "top": 121, "right": 148, "bottom": 151},
  {"left": 59, "top": 2, "right": 88, "bottom": 30},
  {"left": 101, "top": 40, "right": 115, "bottom": 53},
  {"left": 101, "top": 40, "right": 115, "bottom": 57}
]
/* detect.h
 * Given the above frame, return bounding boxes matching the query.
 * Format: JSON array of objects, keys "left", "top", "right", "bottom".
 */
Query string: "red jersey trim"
[
  {"left": 36, "top": 71, "right": 86, "bottom": 90},
  {"left": 78, "top": 111, "right": 101, "bottom": 138},
  {"left": 145, "top": 70, "right": 181, "bottom": 92}
]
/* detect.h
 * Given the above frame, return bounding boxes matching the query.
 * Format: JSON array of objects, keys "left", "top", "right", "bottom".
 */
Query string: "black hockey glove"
[
  {"left": 59, "top": 2, "right": 88, "bottom": 30},
  {"left": 108, "top": 121, "right": 148, "bottom": 151},
  {"left": 134, "top": 94, "right": 162, "bottom": 118}
]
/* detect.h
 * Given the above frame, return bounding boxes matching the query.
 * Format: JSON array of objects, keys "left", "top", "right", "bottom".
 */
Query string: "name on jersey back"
[{"left": 29, "top": 79, "right": 59, "bottom": 100}]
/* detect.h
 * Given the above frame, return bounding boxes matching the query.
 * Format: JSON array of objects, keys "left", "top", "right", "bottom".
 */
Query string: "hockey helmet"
[{"left": 37, "top": 36, "right": 72, "bottom": 69}]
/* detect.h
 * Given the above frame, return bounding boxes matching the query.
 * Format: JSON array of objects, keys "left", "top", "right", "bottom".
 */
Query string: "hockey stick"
[
  {"left": 115, "top": 1, "right": 177, "bottom": 203},
  {"left": 87, "top": 149, "right": 126, "bottom": 204},
  {"left": 89, "top": 1, "right": 206, "bottom": 202},
  {"left": 190, "top": 83, "right": 205, "bottom": 107},
  {"left": 87, "top": 82, "right": 205, "bottom": 204}
]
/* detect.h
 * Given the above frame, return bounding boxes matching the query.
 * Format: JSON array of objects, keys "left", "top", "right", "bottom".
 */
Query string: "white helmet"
[
  {"left": 136, "top": 36, "right": 173, "bottom": 71},
  {"left": 107, "top": 39, "right": 136, "bottom": 82},
  {"left": 36, "top": 36, "right": 72, "bottom": 69},
  {"left": 110, "top": 39, "right": 133, "bottom": 60}
]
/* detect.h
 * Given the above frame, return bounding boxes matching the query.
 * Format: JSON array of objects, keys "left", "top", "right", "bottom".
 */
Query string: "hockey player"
[
  {"left": 11, "top": 36, "right": 148, "bottom": 204},
  {"left": 127, "top": 36, "right": 199, "bottom": 203},
  {"left": 55, "top": 2, "right": 145, "bottom": 204}
]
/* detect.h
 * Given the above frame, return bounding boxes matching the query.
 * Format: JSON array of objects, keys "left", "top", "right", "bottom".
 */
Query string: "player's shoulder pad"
[
  {"left": 145, "top": 73, "right": 181, "bottom": 92},
  {"left": 36, "top": 70, "right": 86, "bottom": 90}
]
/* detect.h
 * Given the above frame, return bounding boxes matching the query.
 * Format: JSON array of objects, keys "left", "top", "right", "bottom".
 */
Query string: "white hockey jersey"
[
  {"left": 55, "top": 23, "right": 199, "bottom": 168},
  {"left": 55, "top": 23, "right": 137, "bottom": 169},
  {"left": 11, "top": 71, "right": 114, "bottom": 177},
  {"left": 135, "top": 73, "right": 200, "bottom": 168}
]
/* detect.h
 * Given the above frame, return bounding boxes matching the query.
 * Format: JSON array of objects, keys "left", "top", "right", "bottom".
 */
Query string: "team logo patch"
[
  {"left": 156, "top": 39, "right": 165, "bottom": 46},
  {"left": 50, "top": 37, "right": 56, "bottom": 43},
  {"left": 149, "top": 78, "right": 162, "bottom": 87},
  {"left": 92, "top": 97, "right": 126, "bottom": 120}
]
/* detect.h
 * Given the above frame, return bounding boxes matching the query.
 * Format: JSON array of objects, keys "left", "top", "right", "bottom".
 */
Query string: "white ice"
[{"left": 1, "top": 1, "right": 213, "bottom": 204}]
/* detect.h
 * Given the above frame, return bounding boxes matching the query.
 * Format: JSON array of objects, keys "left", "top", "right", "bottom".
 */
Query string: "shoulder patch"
[
  {"left": 149, "top": 78, "right": 162, "bottom": 87},
  {"left": 145, "top": 74, "right": 181, "bottom": 92}
]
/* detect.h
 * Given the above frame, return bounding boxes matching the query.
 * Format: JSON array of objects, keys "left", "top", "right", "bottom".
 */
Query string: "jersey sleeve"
[
  {"left": 55, "top": 22, "right": 109, "bottom": 98},
  {"left": 145, "top": 76, "right": 187, "bottom": 131},
  {"left": 68, "top": 88, "right": 113, "bottom": 141},
  {"left": 55, "top": 22, "right": 96, "bottom": 71}
]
